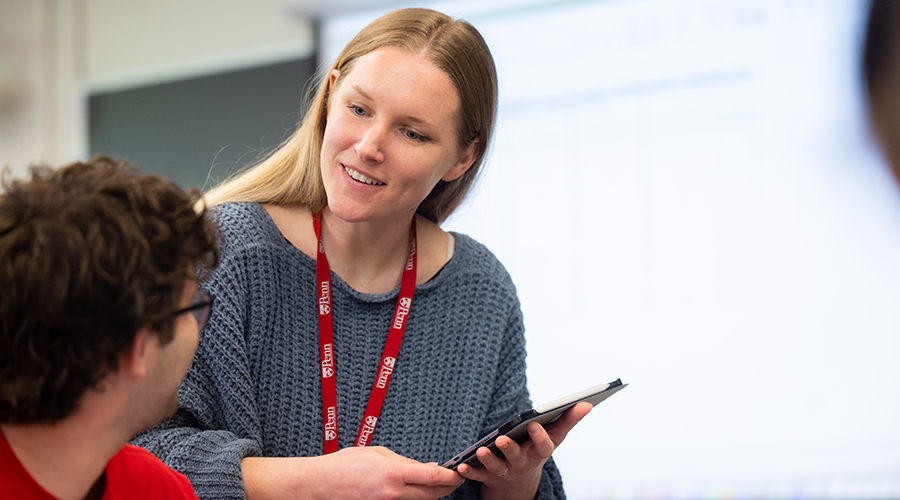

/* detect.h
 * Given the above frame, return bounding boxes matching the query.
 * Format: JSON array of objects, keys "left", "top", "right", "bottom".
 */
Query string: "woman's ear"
[
  {"left": 442, "top": 137, "right": 480, "bottom": 182},
  {"left": 328, "top": 69, "right": 341, "bottom": 92},
  {"left": 326, "top": 69, "right": 341, "bottom": 114}
]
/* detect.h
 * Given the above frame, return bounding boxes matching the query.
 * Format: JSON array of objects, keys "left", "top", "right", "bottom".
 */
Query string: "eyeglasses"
[{"left": 171, "top": 289, "right": 214, "bottom": 330}]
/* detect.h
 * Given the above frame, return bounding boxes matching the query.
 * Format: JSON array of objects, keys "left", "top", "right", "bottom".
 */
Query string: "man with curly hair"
[{"left": 0, "top": 156, "right": 218, "bottom": 499}]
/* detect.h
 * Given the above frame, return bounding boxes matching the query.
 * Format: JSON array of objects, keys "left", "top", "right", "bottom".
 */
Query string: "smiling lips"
[{"left": 343, "top": 165, "right": 385, "bottom": 186}]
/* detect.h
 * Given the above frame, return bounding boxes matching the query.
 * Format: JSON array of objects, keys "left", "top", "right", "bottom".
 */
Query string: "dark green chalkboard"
[{"left": 89, "top": 57, "right": 317, "bottom": 190}]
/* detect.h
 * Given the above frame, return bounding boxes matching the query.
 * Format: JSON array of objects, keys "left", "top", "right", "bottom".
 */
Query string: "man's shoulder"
[{"left": 105, "top": 445, "right": 198, "bottom": 499}]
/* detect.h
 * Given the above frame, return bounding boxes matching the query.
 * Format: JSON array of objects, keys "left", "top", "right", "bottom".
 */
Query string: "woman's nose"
[{"left": 356, "top": 124, "right": 386, "bottom": 163}]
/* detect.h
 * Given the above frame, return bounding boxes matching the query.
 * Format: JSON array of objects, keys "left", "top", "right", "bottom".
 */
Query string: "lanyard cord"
[{"left": 313, "top": 212, "right": 418, "bottom": 453}]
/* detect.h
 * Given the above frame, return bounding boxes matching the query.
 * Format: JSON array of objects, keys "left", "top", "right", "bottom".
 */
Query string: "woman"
[{"left": 134, "top": 8, "right": 591, "bottom": 500}]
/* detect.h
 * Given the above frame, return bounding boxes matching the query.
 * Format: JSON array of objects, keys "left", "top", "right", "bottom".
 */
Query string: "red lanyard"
[{"left": 313, "top": 212, "right": 417, "bottom": 453}]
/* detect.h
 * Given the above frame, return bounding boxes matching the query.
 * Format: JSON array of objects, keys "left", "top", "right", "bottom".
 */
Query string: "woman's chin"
[{"left": 324, "top": 202, "right": 376, "bottom": 224}]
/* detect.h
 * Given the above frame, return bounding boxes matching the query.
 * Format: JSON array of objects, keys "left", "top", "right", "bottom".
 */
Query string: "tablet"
[{"left": 441, "top": 378, "right": 627, "bottom": 469}]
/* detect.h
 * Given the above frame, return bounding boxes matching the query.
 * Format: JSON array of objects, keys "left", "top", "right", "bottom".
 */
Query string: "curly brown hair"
[{"left": 0, "top": 156, "right": 218, "bottom": 424}]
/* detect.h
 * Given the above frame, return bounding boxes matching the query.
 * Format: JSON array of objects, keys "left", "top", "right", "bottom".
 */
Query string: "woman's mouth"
[{"left": 343, "top": 165, "right": 385, "bottom": 186}]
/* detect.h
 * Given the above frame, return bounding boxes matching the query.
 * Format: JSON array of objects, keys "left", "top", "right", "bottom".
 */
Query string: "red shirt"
[{"left": 0, "top": 429, "right": 198, "bottom": 499}]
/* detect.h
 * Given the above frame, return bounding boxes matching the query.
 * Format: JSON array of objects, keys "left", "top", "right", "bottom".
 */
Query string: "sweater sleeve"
[
  {"left": 132, "top": 236, "right": 263, "bottom": 500},
  {"left": 458, "top": 272, "right": 567, "bottom": 500},
  {"left": 496, "top": 296, "right": 566, "bottom": 500}
]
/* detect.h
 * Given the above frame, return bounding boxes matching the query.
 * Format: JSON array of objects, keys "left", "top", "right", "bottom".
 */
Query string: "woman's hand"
[
  {"left": 456, "top": 402, "right": 592, "bottom": 500},
  {"left": 242, "top": 446, "right": 464, "bottom": 500}
]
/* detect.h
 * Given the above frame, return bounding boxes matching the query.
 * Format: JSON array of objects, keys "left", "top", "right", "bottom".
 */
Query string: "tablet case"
[{"left": 441, "top": 378, "right": 627, "bottom": 469}]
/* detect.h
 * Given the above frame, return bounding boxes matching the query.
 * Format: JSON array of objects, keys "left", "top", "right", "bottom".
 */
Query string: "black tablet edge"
[{"left": 441, "top": 379, "right": 626, "bottom": 469}]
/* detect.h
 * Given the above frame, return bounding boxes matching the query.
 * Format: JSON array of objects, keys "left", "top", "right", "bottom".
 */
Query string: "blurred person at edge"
[
  {"left": 865, "top": 0, "right": 900, "bottom": 183},
  {"left": 133, "top": 7, "right": 592, "bottom": 500},
  {"left": 0, "top": 156, "right": 218, "bottom": 500}
]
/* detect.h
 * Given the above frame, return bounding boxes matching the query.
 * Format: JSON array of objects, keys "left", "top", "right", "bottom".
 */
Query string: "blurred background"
[{"left": 3, "top": 0, "right": 900, "bottom": 498}]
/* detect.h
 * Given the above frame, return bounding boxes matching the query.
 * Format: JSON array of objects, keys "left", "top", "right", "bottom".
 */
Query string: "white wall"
[
  {"left": 0, "top": 0, "right": 317, "bottom": 178},
  {"left": 325, "top": 1, "right": 900, "bottom": 499},
  {"left": 84, "top": 0, "right": 316, "bottom": 91},
  {"left": 0, "top": 0, "right": 82, "bottom": 177}
]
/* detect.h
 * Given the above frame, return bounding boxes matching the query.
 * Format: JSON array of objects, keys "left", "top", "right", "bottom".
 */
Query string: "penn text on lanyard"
[{"left": 313, "top": 212, "right": 417, "bottom": 453}]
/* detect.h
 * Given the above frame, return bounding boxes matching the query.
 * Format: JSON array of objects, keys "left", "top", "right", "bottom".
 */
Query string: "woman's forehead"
[{"left": 337, "top": 47, "right": 462, "bottom": 127}]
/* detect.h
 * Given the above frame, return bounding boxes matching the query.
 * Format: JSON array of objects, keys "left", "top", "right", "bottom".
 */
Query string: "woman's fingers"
[
  {"left": 456, "top": 403, "right": 595, "bottom": 498},
  {"left": 455, "top": 447, "right": 509, "bottom": 484},
  {"left": 476, "top": 445, "right": 509, "bottom": 477},
  {"left": 400, "top": 460, "right": 466, "bottom": 488},
  {"left": 525, "top": 421, "right": 555, "bottom": 459},
  {"left": 545, "top": 402, "right": 593, "bottom": 446},
  {"left": 495, "top": 435, "right": 526, "bottom": 468}
]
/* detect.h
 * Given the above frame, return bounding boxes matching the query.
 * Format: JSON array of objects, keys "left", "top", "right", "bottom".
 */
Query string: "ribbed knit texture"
[{"left": 133, "top": 202, "right": 566, "bottom": 500}]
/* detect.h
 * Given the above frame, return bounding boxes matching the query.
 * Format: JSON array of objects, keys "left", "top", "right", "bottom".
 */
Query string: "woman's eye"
[
  {"left": 348, "top": 105, "right": 366, "bottom": 117},
  {"left": 406, "top": 130, "right": 427, "bottom": 142}
]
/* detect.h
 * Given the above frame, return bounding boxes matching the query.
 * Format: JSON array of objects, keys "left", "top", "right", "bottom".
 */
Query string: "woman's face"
[{"left": 320, "top": 46, "right": 477, "bottom": 224}]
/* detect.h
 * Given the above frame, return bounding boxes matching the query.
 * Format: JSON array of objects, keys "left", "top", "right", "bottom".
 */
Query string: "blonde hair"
[{"left": 204, "top": 8, "right": 498, "bottom": 223}]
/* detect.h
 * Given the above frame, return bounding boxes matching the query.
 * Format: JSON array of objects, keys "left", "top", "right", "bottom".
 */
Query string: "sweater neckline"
[{"left": 247, "top": 202, "right": 459, "bottom": 302}]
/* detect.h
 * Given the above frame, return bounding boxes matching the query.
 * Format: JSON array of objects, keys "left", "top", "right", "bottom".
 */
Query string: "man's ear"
[{"left": 121, "top": 327, "right": 157, "bottom": 379}]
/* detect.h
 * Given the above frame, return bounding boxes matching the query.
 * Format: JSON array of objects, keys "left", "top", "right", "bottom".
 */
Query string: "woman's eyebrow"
[
  {"left": 351, "top": 84, "right": 372, "bottom": 100},
  {"left": 351, "top": 84, "right": 431, "bottom": 126}
]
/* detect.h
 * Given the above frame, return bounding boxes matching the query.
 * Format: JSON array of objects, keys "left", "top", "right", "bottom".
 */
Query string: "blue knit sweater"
[{"left": 133, "top": 202, "right": 566, "bottom": 500}]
